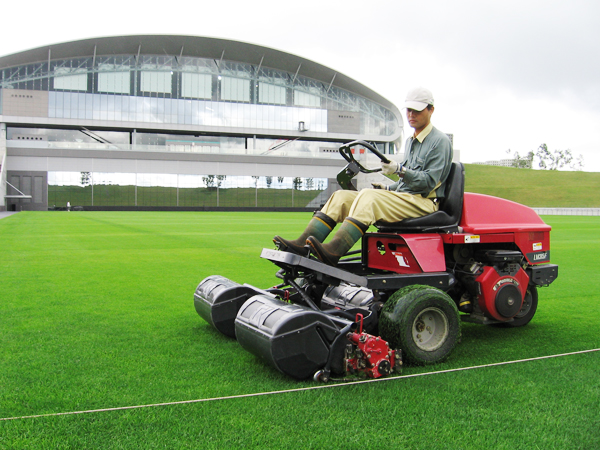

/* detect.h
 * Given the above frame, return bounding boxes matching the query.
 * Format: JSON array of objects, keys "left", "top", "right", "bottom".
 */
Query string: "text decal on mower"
[
  {"left": 526, "top": 250, "right": 551, "bottom": 263},
  {"left": 464, "top": 235, "right": 480, "bottom": 243},
  {"left": 392, "top": 251, "right": 411, "bottom": 268},
  {"left": 493, "top": 277, "right": 520, "bottom": 291}
]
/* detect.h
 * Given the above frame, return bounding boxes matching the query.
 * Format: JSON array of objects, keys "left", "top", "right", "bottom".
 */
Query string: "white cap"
[{"left": 404, "top": 87, "right": 434, "bottom": 111}]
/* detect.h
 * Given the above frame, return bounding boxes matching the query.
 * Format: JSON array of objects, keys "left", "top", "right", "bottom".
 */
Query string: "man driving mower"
[{"left": 274, "top": 87, "right": 454, "bottom": 266}]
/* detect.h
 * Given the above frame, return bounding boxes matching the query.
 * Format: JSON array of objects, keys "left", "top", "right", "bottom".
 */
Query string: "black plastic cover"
[
  {"left": 235, "top": 295, "right": 348, "bottom": 379},
  {"left": 477, "top": 250, "right": 524, "bottom": 263},
  {"left": 321, "top": 284, "right": 374, "bottom": 310},
  {"left": 194, "top": 275, "right": 258, "bottom": 338},
  {"left": 527, "top": 264, "right": 559, "bottom": 286}
]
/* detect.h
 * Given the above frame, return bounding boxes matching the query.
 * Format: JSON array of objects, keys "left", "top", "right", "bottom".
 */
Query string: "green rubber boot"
[
  {"left": 273, "top": 212, "right": 336, "bottom": 255},
  {"left": 307, "top": 218, "right": 368, "bottom": 266}
]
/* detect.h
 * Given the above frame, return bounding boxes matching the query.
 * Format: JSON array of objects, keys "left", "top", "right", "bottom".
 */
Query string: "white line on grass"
[{"left": 2, "top": 348, "right": 599, "bottom": 422}]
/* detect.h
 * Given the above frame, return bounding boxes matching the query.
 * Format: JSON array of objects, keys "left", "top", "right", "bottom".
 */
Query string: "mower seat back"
[{"left": 375, "top": 162, "right": 465, "bottom": 233}]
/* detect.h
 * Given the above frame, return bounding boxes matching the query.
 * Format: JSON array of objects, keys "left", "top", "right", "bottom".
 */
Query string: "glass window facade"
[
  {"left": 1, "top": 52, "right": 400, "bottom": 138},
  {"left": 42, "top": 91, "right": 330, "bottom": 131},
  {"left": 48, "top": 171, "right": 328, "bottom": 208}
]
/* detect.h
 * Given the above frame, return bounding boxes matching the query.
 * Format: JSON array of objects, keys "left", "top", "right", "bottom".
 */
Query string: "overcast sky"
[{"left": 2, "top": 0, "right": 599, "bottom": 171}]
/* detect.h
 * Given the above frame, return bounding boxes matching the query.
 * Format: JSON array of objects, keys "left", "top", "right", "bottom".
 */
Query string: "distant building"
[
  {"left": 472, "top": 159, "right": 532, "bottom": 169},
  {"left": 1, "top": 35, "right": 406, "bottom": 211}
]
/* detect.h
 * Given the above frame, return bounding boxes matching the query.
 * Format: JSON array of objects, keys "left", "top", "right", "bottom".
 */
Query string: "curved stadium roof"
[
  {"left": 0, "top": 35, "right": 403, "bottom": 144},
  {"left": 0, "top": 34, "right": 398, "bottom": 115}
]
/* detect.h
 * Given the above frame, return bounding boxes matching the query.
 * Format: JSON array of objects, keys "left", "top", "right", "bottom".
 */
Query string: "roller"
[{"left": 235, "top": 295, "right": 350, "bottom": 379}]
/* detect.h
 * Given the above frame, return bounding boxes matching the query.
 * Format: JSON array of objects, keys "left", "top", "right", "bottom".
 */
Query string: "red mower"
[{"left": 194, "top": 141, "right": 558, "bottom": 382}]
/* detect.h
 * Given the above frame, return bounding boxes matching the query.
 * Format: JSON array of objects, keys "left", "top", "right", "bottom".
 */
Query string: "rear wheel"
[{"left": 380, "top": 285, "right": 461, "bottom": 365}]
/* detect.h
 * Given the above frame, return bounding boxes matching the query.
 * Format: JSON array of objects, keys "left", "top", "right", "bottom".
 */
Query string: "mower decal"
[
  {"left": 464, "top": 235, "right": 480, "bottom": 243},
  {"left": 391, "top": 251, "right": 411, "bottom": 268},
  {"left": 493, "top": 277, "right": 519, "bottom": 291},
  {"left": 525, "top": 250, "right": 551, "bottom": 263},
  {"left": 533, "top": 242, "right": 543, "bottom": 251}
]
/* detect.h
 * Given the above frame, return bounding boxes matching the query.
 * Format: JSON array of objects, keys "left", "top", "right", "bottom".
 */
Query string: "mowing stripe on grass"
[{"left": 2, "top": 348, "right": 598, "bottom": 422}]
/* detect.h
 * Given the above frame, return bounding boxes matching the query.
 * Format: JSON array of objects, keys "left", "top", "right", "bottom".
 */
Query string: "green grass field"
[{"left": 1, "top": 212, "right": 599, "bottom": 449}]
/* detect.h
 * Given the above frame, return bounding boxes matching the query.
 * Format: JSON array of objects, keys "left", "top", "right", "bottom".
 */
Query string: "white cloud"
[{"left": 1, "top": 0, "right": 598, "bottom": 170}]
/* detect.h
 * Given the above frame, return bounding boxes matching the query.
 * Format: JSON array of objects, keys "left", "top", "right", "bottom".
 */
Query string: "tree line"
[{"left": 507, "top": 144, "right": 584, "bottom": 170}]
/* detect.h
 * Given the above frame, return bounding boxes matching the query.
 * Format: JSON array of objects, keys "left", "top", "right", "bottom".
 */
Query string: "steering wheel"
[
  {"left": 336, "top": 141, "right": 392, "bottom": 190},
  {"left": 338, "top": 140, "right": 391, "bottom": 173}
]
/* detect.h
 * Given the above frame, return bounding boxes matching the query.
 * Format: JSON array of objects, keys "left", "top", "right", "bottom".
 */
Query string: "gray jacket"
[{"left": 389, "top": 126, "right": 453, "bottom": 198}]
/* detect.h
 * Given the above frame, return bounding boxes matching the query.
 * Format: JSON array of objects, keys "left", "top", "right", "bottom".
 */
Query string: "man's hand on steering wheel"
[
  {"left": 371, "top": 182, "right": 389, "bottom": 190},
  {"left": 381, "top": 160, "right": 401, "bottom": 175}
]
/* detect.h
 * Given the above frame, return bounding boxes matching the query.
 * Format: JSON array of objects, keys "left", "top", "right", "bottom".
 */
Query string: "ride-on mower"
[{"left": 194, "top": 141, "right": 558, "bottom": 382}]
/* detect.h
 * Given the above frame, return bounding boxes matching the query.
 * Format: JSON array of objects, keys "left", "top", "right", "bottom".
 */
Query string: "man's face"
[{"left": 406, "top": 106, "right": 434, "bottom": 133}]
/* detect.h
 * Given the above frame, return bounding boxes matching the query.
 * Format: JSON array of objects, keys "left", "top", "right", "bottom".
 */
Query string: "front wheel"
[{"left": 380, "top": 285, "right": 461, "bottom": 365}]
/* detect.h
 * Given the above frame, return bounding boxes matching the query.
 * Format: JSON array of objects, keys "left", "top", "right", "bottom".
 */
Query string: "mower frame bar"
[{"left": 260, "top": 249, "right": 451, "bottom": 291}]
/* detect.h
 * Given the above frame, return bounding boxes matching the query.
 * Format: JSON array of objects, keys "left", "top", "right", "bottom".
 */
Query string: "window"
[
  {"left": 140, "top": 71, "right": 172, "bottom": 94},
  {"left": 98, "top": 72, "right": 131, "bottom": 94},
  {"left": 259, "top": 82, "right": 286, "bottom": 105},
  {"left": 221, "top": 77, "right": 250, "bottom": 102},
  {"left": 54, "top": 68, "right": 88, "bottom": 91},
  {"left": 181, "top": 73, "right": 212, "bottom": 99},
  {"left": 294, "top": 90, "right": 321, "bottom": 108}
]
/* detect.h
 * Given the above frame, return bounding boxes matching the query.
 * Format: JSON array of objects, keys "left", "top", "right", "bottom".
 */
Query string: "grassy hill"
[{"left": 464, "top": 164, "right": 600, "bottom": 207}]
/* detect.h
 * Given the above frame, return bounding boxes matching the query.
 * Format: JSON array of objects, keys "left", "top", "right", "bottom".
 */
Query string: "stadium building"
[{"left": 0, "top": 35, "right": 408, "bottom": 211}]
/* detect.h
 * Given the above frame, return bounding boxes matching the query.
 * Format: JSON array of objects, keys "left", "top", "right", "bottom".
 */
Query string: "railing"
[
  {"left": 6, "top": 139, "right": 348, "bottom": 160},
  {"left": 0, "top": 145, "right": 6, "bottom": 208},
  {"left": 534, "top": 208, "right": 600, "bottom": 216}
]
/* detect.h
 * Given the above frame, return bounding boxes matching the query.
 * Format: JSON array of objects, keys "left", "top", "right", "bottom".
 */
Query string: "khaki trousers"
[{"left": 320, "top": 189, "right": 438, "bottom": 226}]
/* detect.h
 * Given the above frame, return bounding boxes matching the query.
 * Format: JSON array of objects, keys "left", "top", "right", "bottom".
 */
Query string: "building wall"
[
  {"left": 2, "top": 89, "right": 49, "bottom": 118},
  {"left": 5, "top": 170, "right": 46, "bottom": 211},
  {"left": 0, "top": 123, "right": 6, "bottom": 210}
]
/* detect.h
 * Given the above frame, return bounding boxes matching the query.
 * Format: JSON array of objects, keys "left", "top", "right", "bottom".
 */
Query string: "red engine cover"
[
  {"left": 364, "top": 233, "right": 446, "bottom": 274},
  {"left": 475, "top": 266, "right": 529, "bottom": 321}
]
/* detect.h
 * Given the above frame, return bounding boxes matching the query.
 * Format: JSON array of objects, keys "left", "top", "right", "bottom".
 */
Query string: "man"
[{"left": 274, "top": 87, "right": 453, "bottom": 266}]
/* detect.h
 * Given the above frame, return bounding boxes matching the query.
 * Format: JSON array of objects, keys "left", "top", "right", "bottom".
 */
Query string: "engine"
[
  {"left": 475, "top": 265, "right": 529, "bottom": 321},
  {"left": 458, "top": 250, "right": 530, "bottom": 322}
]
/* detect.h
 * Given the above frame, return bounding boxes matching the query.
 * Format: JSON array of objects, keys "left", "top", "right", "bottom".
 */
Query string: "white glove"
[
  {"left": 381, "top": 160, "right": 400, "bottom": 175},
  {"left": 371, "top": 182, "right": 389, "bottom": 190}
]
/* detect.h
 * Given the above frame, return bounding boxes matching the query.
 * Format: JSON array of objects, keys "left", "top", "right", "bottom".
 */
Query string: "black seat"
[{"left": 375, "top": 162, "right": 465, "bottom": 233}]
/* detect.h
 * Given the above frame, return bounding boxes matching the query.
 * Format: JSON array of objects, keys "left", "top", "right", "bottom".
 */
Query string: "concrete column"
[{"left": 0, "top": 123, "right": 7, "bottom": 211}]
